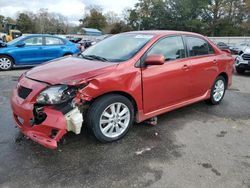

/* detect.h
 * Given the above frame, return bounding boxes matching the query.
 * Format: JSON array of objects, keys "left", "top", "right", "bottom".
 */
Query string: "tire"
[
  {"left": 86, "top": 94, "right": 134, "bottom": 142},
  {"left": 236, "top": 67, "right": 245, "bottom": 74},
  {"left": 206, "top": 76, "right": 226, "bottom": 105},
  {"left": 0, "top": 55, "right": 13, "bottom": 71}
]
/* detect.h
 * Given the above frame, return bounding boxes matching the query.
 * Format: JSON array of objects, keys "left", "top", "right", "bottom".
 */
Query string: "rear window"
[
  {"left": 45, "top": 37, "right": 64, "bottom": 45},
  {"left": 186, "top": 36, "right": 214, "bottom": 57}
]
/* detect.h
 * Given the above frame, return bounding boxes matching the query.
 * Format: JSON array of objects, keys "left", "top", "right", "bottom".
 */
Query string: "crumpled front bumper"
[{"left": 11, "top": 76, "right": 68, "bottom": 149}]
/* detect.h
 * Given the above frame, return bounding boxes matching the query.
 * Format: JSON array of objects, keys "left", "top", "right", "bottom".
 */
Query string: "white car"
[
  {"left": 230, "top": 42, "right": 250, "bottom": 55},
  {"left": 235, "top": 47, "right": 250, "bottom": 74}
]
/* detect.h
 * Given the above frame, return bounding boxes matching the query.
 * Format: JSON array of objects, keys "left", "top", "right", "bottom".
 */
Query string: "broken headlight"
[{"left": 36, "top": 85, "right": 77, "bottom": 105}]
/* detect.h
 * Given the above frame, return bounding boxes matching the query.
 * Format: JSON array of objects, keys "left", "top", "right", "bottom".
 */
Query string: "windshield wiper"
[
  {"left": 78, "top": 54, "right": 94, "bottom": 60},
  {"left": 84, "top": 55, "right": 109, "bottom": 62}
]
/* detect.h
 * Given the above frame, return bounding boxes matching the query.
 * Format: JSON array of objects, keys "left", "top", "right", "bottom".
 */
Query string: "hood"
[{"left": 26, "top": 56, "right": 117, "bottom": 85}]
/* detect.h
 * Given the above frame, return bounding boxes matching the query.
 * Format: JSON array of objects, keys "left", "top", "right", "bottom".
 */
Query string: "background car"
[
  {"left": 216, "top": 42, "right": 230, "bottom": 50},
  {"left": 229, "top": 42, "right": 250, "bottom": 55},
  {"left": 235, "top": 47, "right": 250, "bottom": 74},
  {"left": 66, "top": 36, "right": 82, "bottom": 43},
  {"left": 78, "top": 39, "right": 94, "bottom": 51},
  {"left": 0, "top": 34, "right": 81, "bottom": 70}
]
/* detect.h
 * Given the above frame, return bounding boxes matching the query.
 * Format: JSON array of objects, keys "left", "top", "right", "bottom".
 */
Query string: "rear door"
[
  {"left": 185, "top": 36, "right": 218, "bottom": 98},
  {"left": 43, "top": 37, "right": 65, "bottom": 61},
  {"left": 15, "top": 36, "right": 44, "bottom": 65},
  {"left": 142, "top": 35, "right": 191, "bottom": 113}
]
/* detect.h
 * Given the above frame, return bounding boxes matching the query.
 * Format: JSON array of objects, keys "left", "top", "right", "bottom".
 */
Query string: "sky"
[{"left": 0, "top": 0, "right": 138, "bottom": 25}]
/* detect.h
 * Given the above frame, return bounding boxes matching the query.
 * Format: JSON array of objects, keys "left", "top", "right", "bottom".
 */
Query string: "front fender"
[{"left": 76, "top": 63, "right": 143, "bottom": 119}]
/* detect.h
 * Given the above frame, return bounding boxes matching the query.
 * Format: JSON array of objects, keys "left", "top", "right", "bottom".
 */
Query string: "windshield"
[
  {"left": 7, "top": 36, "right": 25, "bottom": 45},
  {"left": 81, "top": 33, "right": 154, "bottom": 62}
]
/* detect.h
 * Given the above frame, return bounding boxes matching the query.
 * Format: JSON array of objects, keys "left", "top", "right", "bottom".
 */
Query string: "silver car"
[{"left": 235, "top": 47, "right": 250, "bottom": 74}]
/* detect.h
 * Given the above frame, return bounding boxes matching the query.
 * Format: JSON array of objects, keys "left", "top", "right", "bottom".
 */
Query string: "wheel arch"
[
  {"left": 63, "top": 52, "right": 73, "bottom": 56},
  {"left": 217, "top": 72, "right": 228, "bottom": 88},
  {"left": 88, "top": 91, "right": 138, "bottom": 114},
  {"left": 0, "top": 53, "right": 15, "bottom": 64}
]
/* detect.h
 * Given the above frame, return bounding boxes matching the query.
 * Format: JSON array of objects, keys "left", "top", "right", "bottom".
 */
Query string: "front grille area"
[
  {"left": 18, "top": 86, "right": 32, "bottom": 99},
  {"left": 242, "top": 54, "right": 250, "bottom": 61}
]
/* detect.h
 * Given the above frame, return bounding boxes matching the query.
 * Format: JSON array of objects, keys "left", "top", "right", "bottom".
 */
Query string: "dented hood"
[{"left": 26, "top": 56, "right": 117, "bottom": 85}]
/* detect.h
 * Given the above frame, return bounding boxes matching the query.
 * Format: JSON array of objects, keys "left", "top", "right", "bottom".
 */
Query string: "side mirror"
[
  {"left": 221, "top": 49, "right": 231, "bottom": 54},
  {"left": 16, "top": 41, "right": 25, "bottom": 47},
  {"left": 145, "top": 55, "right": 165, "bottom": 66}
]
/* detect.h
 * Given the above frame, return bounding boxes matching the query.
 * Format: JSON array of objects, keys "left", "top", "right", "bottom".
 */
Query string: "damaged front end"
[{"left": 11, "top": 75, "right": 88, "bottom": 149}]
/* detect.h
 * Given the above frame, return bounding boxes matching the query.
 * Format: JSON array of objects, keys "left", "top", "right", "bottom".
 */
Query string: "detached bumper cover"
[{"left": 11, "top": 76, "right": 67, "bottom": 149}]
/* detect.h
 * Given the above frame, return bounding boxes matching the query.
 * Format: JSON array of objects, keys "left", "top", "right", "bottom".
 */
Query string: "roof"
[
  {"left": 81, "top": 28, "right": 102, "bottom": 36},
  {"left": 23, "top": 34, "right": 53, "bottom": 37},
  {"left": 125, "top": 30, "right": 204, "bottom": 37},
  {"left": 23, "top": 34, "right": 65, "bottom": 39},
  {"left": 82, "top": 28, "right": 102, "bottom": 33}
]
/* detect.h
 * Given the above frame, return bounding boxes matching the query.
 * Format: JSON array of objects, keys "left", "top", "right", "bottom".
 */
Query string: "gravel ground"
[{"left": 0, "top": 68, "right": 249, "bottom": 188}]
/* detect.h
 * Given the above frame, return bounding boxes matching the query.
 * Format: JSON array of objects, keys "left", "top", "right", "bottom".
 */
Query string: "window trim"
[
  {"left": 139, "top": 35, "right": 188, "bottom": 67},
  {"left": 183, "top": 35, "right": 215, "bottom": 58},
  {"left": 44, "top": 36, "right": 65, "bottom": 46}
]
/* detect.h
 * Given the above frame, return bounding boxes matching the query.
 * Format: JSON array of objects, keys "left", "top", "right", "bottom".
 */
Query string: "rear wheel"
[
  {"left": 86, "top": 94, "right": 134, "bottom": 142},
  {"left": 207, "top": 76, "right": 226, "bottom": 105},
  {"left": 236, "top": 67, "right": 245, "bottom": 74},
  {"left": 0, "top": 55, "right": 13, "bottom": 71}
]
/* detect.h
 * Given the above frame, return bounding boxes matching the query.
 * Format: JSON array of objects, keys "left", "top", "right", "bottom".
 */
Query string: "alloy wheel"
[
  {"left": 213, "top": 79, "right": 225, "bottom": 102},
  {"left": 0, "top": 57, "right": 12, "bottom": 70},
  {"left": 99, "top": 102, "right": 130, "bottom": 138}
]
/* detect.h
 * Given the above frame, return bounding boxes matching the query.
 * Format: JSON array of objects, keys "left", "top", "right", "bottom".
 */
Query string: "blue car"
[{"left": 0, "top": 34, "right": 81, "bottom": 70}]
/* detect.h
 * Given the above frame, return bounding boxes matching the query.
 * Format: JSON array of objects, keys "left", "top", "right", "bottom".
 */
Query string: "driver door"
[
  {"left": 15, "top": 36, "right": 45, "bottom": 65},
  {"left": 142, "top": 36, "right": 191, "bottom": 113}
]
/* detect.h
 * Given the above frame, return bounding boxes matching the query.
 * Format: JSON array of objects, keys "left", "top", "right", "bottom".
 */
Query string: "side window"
[
  {"left": 147, "top": 36, "right": 185, "bottom": 61},
  {"left": 186, "top": 36, "right": 214, "bottom": 56},
  {"left": 45, "top": 37, "right": 64, "bottom": 45},
  {"left": 24, "top": 37, "right": 43, "bottom": 46}
]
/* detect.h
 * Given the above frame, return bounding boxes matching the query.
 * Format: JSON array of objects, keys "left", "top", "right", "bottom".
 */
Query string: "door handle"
[
  {"left": 182, "top": 64, "right": 189, "bottom": 71},
  {"left": 213, "top": 59, "right": 217, "bottom": 64}
]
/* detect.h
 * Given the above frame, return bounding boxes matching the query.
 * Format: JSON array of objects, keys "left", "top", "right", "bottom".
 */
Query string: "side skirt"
[{"left": 136, "top": 90, "right": 211, "bottom": 123}]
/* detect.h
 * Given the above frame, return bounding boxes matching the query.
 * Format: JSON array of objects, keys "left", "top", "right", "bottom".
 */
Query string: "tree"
[
  {"left": 201, "top": 0, "right": 247, "bottom": 36},
  {"left": 79, "top": 6, "right": 107, "bottom": 29},
  {"left": 30, "top": 9, "right": 69, "bottom": 34},
  {"left": 166, "top": 0, "right": 208, "bottom": 32},
  {"left": 0, "top": 15, "right": 4, "bottom": 32},
  {"left": 127, "top": 0, "right": 169, "bottom": 30},
  {"left": 110, "top": 21, "right": 131, "bottom": 34},
  {"left": 16, "top": 13, "right": 35, "bottom": 33},
  {"left": 127, "top": 0, "right": 207, "bottom": 32},
  {"left": 105, "top": 11, "right": 120, "bottom": 25}
]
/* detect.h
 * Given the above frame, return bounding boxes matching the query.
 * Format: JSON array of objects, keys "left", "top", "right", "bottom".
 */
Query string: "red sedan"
[{"left": 11, "top": 31, "right": 234, "bottom": 149}]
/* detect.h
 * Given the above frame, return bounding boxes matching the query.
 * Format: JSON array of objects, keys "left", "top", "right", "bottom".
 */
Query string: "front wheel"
[
  {"left": 207, "top": 76, "right": 226, "bottom": 105},
  {"left": 86, "top": 94, "right": 134, "bottom": 142},
  {"left": 0, "top": 55, "right": 13, "bottom": 71}
]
